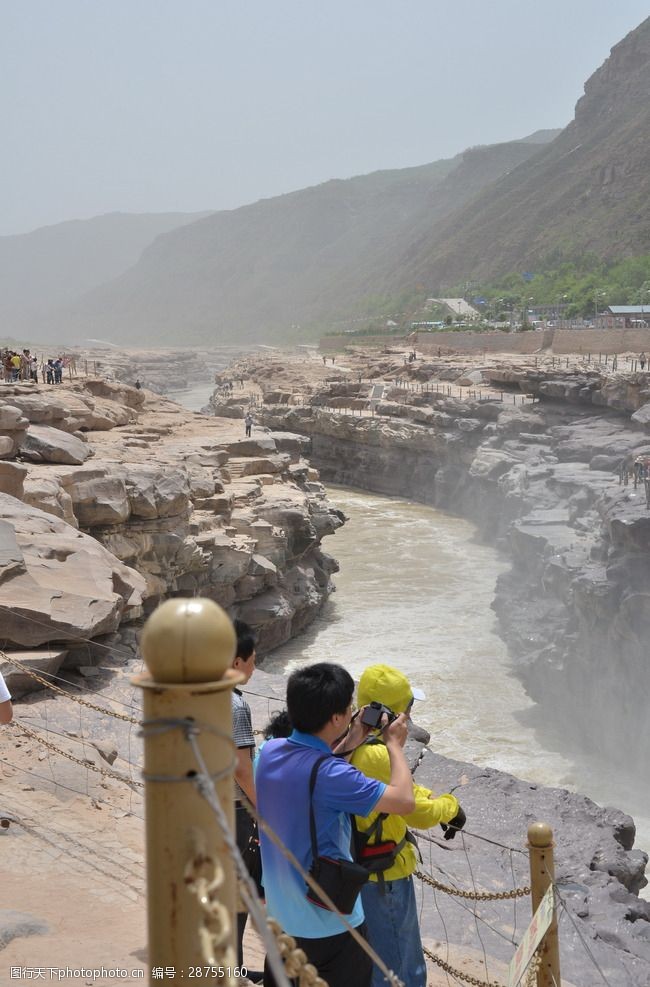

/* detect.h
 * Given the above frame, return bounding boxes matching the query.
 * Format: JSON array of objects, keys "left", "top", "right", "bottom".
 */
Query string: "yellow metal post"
[
  {"left": 133, "top": 598, "right": 242, "bottom": 985},
  {"left": 527, "top": 822, "right": 561, "bottom": 987}
]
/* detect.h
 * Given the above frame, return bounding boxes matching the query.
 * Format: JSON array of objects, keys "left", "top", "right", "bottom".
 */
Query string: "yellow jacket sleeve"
[
  {"left": 351, "top": 742, "right": 459, "bottom": 829},
  {"left": 351, "top": 740, "right": 459, "bottom": 882},
  {"left": 403, "top": 781, "right": 458, "bottom": 829}
]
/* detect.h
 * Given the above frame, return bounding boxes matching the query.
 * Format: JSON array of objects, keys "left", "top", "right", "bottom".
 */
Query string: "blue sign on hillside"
[
  {"left": 473, "top": 296, "right": 487, "bottom": 305},
  {"left": 522, "top": 272, "right": 534, "bottom": 282}
]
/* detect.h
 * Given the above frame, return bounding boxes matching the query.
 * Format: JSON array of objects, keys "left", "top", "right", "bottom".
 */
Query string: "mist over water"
[{"left": 265, "top": 487, "right": 650, "bottom": 863}]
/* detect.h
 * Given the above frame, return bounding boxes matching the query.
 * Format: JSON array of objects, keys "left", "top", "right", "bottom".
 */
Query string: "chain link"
[
  {"left": 266, "top": 916, "right": 329, "bottom": 987},
  {"left": 424, "top": 943, "right": 541, "bottom": 987},
  {"left": 11, "top": 722, "right": 143, "bottom": 789},
  {"left": 0, "top": 651, "right": 139, "bottom": 724},
  {"left": 185, "top": 834, "right": 238, "bottom": 985},
  {"left": 423, "top": 945, "right": 506, "bottom": 987},
  {"left": 415, "top": 869, "right": 530, "bottom": 901}
]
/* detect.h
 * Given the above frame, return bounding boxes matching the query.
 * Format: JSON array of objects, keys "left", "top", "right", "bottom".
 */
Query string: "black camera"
[{"left": 360, "top": 701, "right": 396, "bottom": 729}]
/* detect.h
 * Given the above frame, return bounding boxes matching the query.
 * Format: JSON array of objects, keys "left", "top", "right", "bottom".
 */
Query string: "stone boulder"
[
  {"left": 0, "top": 403, "right": 29, "bottom": 459},
  {"left": 268, "top": 432, "right": 311, "bottom": 459},
  {"left": 0, "top": 649, "right": 69, "bottom": 697},
  {"left": 0, "top": 462, "right": 28, "bottom": 499},
  {"left": 631, "top": 402, "right": 650, "bottom": 429},
  {"left": 456, "top": 369, "right": 484, "bottom": 386},
  {"left": 2, "top": 394, "right": 68, "bottom": 427},
  {"left": 223, "top": 437, "right": 278, "bottom": 457},
  {"left": 21, "top": 424, "right": 91, "bottom": 466},
  {"left": 67, "top": 474, "right": 130, "bottom": 527},
  {"left": 23, "top": 476, "right": 77, "bottom": 526},
  {"left": 0, "top": 495, "right": 145, "bottom": 647},
  {"left": 4, "top": 391, "right": 133, "bottom": 433},
  {"left": 78, "top": 378, "right": 145, "bottom": 410},
  {"left": 125, "top": 467, "right": 191, "bottom": 519}
]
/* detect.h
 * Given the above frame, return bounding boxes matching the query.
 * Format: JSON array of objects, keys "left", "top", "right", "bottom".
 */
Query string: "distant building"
[{"left": 597, "top": 306, "right": 650, "bottom": 329}]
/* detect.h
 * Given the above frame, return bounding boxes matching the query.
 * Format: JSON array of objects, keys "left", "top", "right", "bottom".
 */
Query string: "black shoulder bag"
[{"left": 305, "top": 755, "right": 370, "bottom": 914}]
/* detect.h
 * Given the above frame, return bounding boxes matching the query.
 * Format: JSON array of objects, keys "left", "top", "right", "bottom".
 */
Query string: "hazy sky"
[{"left": 3, "top": 1, "right": 649, "bottom": 236}]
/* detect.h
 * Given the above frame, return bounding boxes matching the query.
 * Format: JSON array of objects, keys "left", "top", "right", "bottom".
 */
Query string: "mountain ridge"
[
  {"left": 51, "top": 136, "right": 552, "bottom": 343},
  {"left": 0, "top": 210, "right": 211, "bottom": 335},
  {"left": 5, "top": 17, "right": 650, "bottom": 346},
  {"left": 397, "top": 16, "right": 650, "bottom": 289}
]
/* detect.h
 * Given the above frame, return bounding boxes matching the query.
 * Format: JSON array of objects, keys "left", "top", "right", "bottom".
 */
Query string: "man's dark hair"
[
  {"left": 234, "top": 619, "right": 257, "bottom": 661},
  {"left": 286, "top": 662, "right": 354, "bottom": 734},
  {"left": 263, "top": 708, "right": 293, "bottom": 740}
]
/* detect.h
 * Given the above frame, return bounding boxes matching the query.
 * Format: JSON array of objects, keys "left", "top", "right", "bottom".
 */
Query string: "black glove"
[{"left": 441, "top": 806, "right": 466, "bottom": 841}]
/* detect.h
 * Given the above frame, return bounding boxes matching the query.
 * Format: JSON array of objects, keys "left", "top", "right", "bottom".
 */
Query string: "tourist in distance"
[
  {"left": 0, "top": 671, "right": 13, "bottom": 724},
  {"left": 244, "top": 412, "right": 254, "bottom": 437},
  {"left": 256, "top": 662, "right": 415, "bottom": 987},
  {"left": 351, "top": 664, "right": 466, "bottom": 987},
  {"left": 230, "top": 619, "right": 263, "bottom": 983},
  {"left": 640, "top": 352, "right": 646, "bottom": 370}
]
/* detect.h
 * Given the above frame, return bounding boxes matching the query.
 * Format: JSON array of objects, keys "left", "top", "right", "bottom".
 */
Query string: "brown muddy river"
[
  {"left": 266, "top": 487, "right": 650, "bottom": 864},
  {"left": 174, "top": 386, "right": 649, "bottom": 872}
]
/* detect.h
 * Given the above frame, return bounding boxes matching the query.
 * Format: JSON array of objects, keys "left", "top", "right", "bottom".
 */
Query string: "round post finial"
[
  {"left": 140, "top": 597, "right": 236, "bottom": 684},
  {"left": 527, "top": 821, "right": 553, "bottom": 848}
]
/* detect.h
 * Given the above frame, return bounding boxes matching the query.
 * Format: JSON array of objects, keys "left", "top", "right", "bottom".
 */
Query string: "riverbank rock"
[
  {"left": 0, "top": 403, "right": 29, "bottom": 458},
  {"left": 208, "top": 353, "right": 650, "bottom": 913},
  {"left": 21, "top": 424, "right": 91, "bottom": 465},
  {"left": 0, "top": 378, "right": 343, "bottom": 665},
  {"left": 0, "top": 494, "right": 145, "bottom": 647}
]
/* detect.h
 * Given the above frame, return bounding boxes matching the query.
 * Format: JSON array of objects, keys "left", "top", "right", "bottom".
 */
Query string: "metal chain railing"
[
  {"left": 184, "top": 830, "right": 238, "bottom": 980},
  {"left": 415, "top": 869, "right": 530, "bottom": 901},
  {"left": 1, "top": 650, "right": 139, "bottom": 724},
  {"left": 423, "top": 945, "right": 541, "bottom": 987},
  {"left": 11, "top": 721, "right": 143, "bottom": 789},
  {"left": 265, "top": 917, "right": 328, "bottom": 987}
]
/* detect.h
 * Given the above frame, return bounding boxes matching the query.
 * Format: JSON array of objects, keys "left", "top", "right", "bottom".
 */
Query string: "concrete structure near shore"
[{"left": 320, "top": 327, "right": 650, "bottom": 356}]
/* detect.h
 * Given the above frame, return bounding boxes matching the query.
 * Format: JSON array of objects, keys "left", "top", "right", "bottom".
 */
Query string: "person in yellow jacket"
[{"left": 352, "top": 664, "right": 466, "bottom": 987}]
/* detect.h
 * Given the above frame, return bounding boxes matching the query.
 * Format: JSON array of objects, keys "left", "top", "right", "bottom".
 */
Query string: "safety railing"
[{"left": 1, "top": 600, "right": 627, "bottom": 987}]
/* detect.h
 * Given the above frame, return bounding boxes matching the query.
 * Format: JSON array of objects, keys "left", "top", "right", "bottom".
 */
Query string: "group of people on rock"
[
  {"left": 43, "top": 358, "right": 65, "bottom": 384},
  {"left": 2, "top": 348, "right": 38, "bottom": 382},
  {"left": 231, "top": 621, "right": 465, "bottom": 987},
  {"left": 1, "top": 348, "right": 68, "bottom": 384}
]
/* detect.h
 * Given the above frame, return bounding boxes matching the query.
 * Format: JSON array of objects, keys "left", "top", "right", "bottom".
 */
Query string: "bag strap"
[
  {"left": 363, "top": 811, "right": 388, "bottom": 842},
  {"left": 308, "top": 755, "right": 331, "bottom": 863}
]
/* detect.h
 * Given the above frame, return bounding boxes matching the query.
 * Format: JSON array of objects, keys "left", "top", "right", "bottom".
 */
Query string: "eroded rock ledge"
[
  {"left": 207, "top": 351, "right": 650, "bottom": 981},
  {"left": 0, "top": 380, "right": 343, "bottom": 693},
  {"left": 243, "top": 358, "right": 650, "bottom": 784}
]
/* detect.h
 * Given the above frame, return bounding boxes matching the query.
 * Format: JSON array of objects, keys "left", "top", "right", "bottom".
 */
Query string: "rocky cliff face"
[
  {"left": 0, "top": 380, "right": 343, "bottom": 693},
  {"left": 402, "top": 16, "right": 650, "bottom": 283},
  {"left": 250, "top": 361, "right": 650, "bottom": 789},
  {"left": 72, "top": 344, "right": 237, "bottom": 395}
]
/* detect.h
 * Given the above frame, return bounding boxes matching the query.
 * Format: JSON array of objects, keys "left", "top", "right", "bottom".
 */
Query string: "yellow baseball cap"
[{"left": 357, "top": 664, "right": 425, "bottom": 714}]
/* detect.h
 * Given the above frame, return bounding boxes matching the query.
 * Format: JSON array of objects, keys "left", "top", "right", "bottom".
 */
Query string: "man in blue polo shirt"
[{"left": 256, "top": 662, "right": 415, "bottom": 987}]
